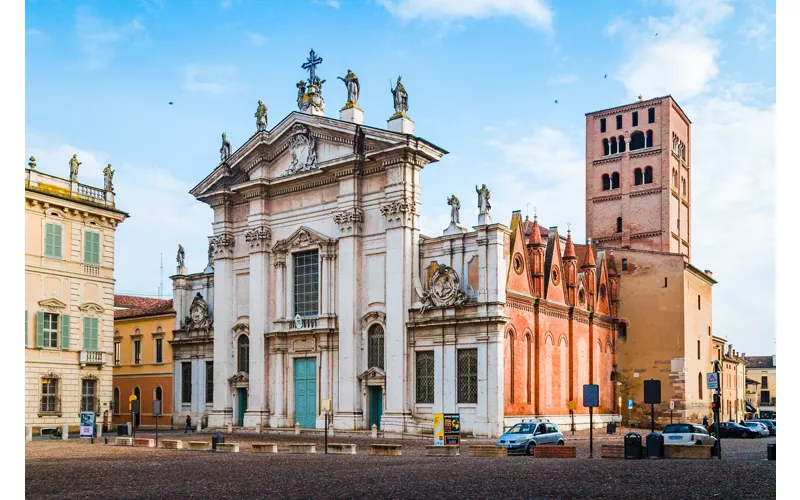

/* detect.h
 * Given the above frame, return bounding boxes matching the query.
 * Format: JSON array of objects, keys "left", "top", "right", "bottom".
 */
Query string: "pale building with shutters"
[{"left": 25, "top": 161, "right": 128, "bottom": 436}]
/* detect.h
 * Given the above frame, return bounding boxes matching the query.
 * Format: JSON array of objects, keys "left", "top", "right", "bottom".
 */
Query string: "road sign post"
[
  {"left": 583, "top": 385, "right": 599, "bottom": 458},
  {"left": 153, "top": 400, "right": 162, "bottom": 448},
  {"left": 644, "top": 380, "right": 661, "bottom": 433}
]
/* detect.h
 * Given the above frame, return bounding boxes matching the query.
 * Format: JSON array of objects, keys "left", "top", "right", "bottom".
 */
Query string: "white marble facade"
[{"left": 174, "top": 109, "right": 509, "bottom": 437}]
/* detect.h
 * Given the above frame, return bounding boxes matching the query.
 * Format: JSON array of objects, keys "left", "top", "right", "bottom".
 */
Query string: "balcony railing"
[
  {"left": 290, "top": 317, "right": 317, "bottom": 330},
  {"left": 83, "top": 264, "right": 100, "bottom": 276},
  {"left": 80, "top": 350, "right": 106, "bottom": 366}
]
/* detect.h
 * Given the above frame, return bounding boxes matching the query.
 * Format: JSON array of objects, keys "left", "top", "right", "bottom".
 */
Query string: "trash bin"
[
  {"left": 117, "top": 425, "right": 128, "bottom": 437},
  {"left": 767, "top": 443, "right": 776, "bottom": 461},
  {"left": 646, "top": 432, "right": 664, "bottom": 458},
  {"left": 624, "top": 432, "right": 642, "bottom": 459},
  {"left": 212, "top": 433, "right": 224, "bottom": 452},
  {"left": 607, "top": 422, "right": 617, "bottom": 434}
]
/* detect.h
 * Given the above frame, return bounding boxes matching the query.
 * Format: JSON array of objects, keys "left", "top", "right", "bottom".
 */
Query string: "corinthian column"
[
  {"left": 244, "top": 225, "right": 271, "bottom": 428},
  {"left": 208, "top": 231, "right": 235, "bottom": 428}
]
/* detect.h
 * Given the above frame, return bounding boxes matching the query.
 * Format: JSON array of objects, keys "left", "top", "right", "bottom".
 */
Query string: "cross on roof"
[{"left": 302, "top": 49, "right": 323, "bottom": 84}]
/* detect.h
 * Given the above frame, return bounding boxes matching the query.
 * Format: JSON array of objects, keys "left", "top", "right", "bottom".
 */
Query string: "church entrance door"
[
  {"left": 236, "top": 388, "right": 247, "bottom": 426},
  {"left": 294, "top": 358, "right": 317, "bottom": 428},
  {"left": 368, "top": 386, "right": 383, "bottom": 430}
]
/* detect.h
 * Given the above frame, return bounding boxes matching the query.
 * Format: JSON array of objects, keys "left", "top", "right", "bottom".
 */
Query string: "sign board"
[
  {"left": 80, "top": 412, "right": 95, "bottom": 438},
  {"left": 628, "top": 399, "right": 633, "bottom": 409},
  {"left": 433, "top": 414, "right": 444, "bottom": 446},
  {"left": 153, "top": 400, "right": 162, "bottom": 417},
  {"left": 670, "top": 401, "right": 675, "bottom": 410},
  {"left": 321, "top": 398, "right": 332, "bottom": 413},
  {"left": 443, "top": 414, "right": 461, "bottom": 446},
  {"left": 583, "top": 384, "right": 600, "bottom": 408},
  {"left": 706, "top": 372, "right": 719, "bottom": 389},
  {"left": 128, "top": 394, "right": 137, "bottom": 411},
  {"left": 644, "top": 380, "right": 661, "bottom": 404},
  {"left": 131, "top": 400, "right": 140, "bottom": 415},
  {"left": 567, "top": 400, "right": 577, "bottom": 411},
  {"left": 294, "top": 314, "right": 303, "bottom": 329}
]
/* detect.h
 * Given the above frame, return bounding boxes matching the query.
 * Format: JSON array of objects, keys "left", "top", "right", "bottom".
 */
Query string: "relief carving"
[{"left": 413, "top": 263, "right": 468, "bottom": 314}]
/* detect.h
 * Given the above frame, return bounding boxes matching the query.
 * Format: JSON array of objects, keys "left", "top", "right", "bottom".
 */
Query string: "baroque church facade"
[{"left": 171, "top": 52, "right": 621, "bottom": 437}]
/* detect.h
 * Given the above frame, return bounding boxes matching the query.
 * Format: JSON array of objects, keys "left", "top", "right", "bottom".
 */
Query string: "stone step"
[
  {"left": 186, "top": 441, "right": 211, "bottom": 451},
  {"left": 287, "top": 443, "right": 317, "bottom": 454},
  {"left": 133, "top": 438, "right": 155, "bottom": 448},
  {"left": 216, "top": 443, "right": 239, "bottom": 453},
  {"left": 114, "top": 437, "right": 133, "bottom": 447},
  {"left": 467, "top": 445, "right": 507, "bottom": 457},
  {"left": 161, "top": 440, "right": 183, "bottom": 450},
  {"left": 370, "top": 444, "right": 402, "bottom": 456},
  {"left": 534, "top": 445, "right": 577, "bottom": 458},
  {"left": 252, "top": 443, "right": 278, "bottom": 453},
  {"left": 425, "top": 446, "right": 460, "bottom": 457},
  {"left": 664, "top": 444, "right": 713, "bottom": 459},
  {"left": 326, "top": 443, "right": 356, "bottom": 455}
]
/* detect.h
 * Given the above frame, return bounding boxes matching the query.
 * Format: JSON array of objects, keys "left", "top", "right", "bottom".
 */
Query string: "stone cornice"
[
  {"left": 592, "top": 193, "right": 622, "bottom": 203},
  {"left": 630, "top": 148, "right": 662, "bottom": 159},
  {"left": 629, "top": 187, "right": 662, "bottom": 198},
  {"left": 631, "top": 230, "right": 663, "bottom": 239},
  {"left": 592, "top": 155, "right": 622, "bottom": 166}
]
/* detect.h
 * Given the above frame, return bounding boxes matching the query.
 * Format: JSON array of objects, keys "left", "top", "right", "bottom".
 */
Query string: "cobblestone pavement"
[{"left": 26, "top": 430, "right": 775, "bottom": 499}]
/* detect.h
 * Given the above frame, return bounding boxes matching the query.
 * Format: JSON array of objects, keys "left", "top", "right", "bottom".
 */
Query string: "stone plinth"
[
  {"left": 115, "top": 437, "right": 134, "bottom": 447},
  {"left": 370, "top": 444, "right": 402, "bottom": 456},
  {"left": 216, "top": 442, "right": 240, "bottom": 453},
  {"left": 288, "top": 443, "right": 317, "bottom": 454},
  {"left": 252, "top": 443, "right": 278, "bottom": 453},
  {"left": 443, "top": 222, "right": 467, "bottom": 236},
  {"left": 326, "top": 443, "right": 356, "bottom": 455},
  {"left": 387, "top": 115, "right": 414, "bottom": 134},
  {"left": 534, "top": 445, "right": 576, "bottom": 458},
  {"left": 187, "top": 441, "right": 211, "bottom": 451},
  {"left": 425, "top": 446, "right": 460, "bottom": 457},
  {"left": 161, "top": 440, "right": 183, "bottom": 450},
  {"left": 133, "top": 438, "right": 155, "bottom": 448},
  {"left": 467, "top": 445, "right": 507, "bottom": 457},
  {"left": 340, "top": 105, "right": 364, "bottom": 125},
  {"left": 664, "top": 445, "right": 713, "bottom": 459},
  {"left": 601, "top": 444, "right": 624, "bottom": 458}
]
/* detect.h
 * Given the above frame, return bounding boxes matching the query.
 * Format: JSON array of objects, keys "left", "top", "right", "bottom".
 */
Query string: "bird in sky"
[
  {"left": 554, "top": 99, "right": 558, "bottom": 104},
  {"left": 168, "top": 101, "right": 174, "bottom": 105}
]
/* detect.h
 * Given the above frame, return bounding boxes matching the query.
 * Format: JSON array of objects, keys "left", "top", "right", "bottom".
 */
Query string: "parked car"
[
  {"left": 744, "top": 421, "right": 769, "bottom": 437},
  {"left": 749, "top": 419, "right": 776, "bottom": 436},
  {"left": 662, "top": 423, "right": 717, "bottom": 446},
  {"left": 496, "top": 420, "right": 565, "bottom": 455},
  {"left": 707, "top": 421, "right": 760, "bottom": 438}
]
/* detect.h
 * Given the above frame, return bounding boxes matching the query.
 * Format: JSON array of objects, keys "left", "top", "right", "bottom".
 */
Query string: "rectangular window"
[
  {"left": 697, "top": 295, "right": 701, "bottom": 310},
  {"left": 664, "top": 277, "right": 668, "bottom": 288},
  {"left": 155, "top": 338, "right": 163, "bottom": 363},
  {"left": 632, "top": 111, "right": 638, "bottom": 126},
  {"left": 83, "top": 231, "right": 100, "bottom": 265},
  {"left": 43, "top": 313, "right": 59, "bottom": 348},
  {"left": 182, "top": 362, "right": 192, "bottom": 404},
  {"left": 44, "top": 223, "right": 63, "bottom": 259},
  {"left": 41, "top": 378, "right": 58, "bottom": 413},
  {"left": 416, "top": 351, "right": 434, "bottom": 404},
  {"left": 760, "top": 390, "right": 770, "bottom": 404},
  {"left": 83, "top": 317, "right": 99, "bottom": 351},
  {"left": 761, "top": 376, "right": 768, "bottom": 389},
  {"left": 648, "top": 107, "right": 655, "bottom": 123},
  {"left": 600, "top": 118, "right": 606, "bottom": 133},
  {"left": 114, "top": 341, "right": 121, "bottom": 365},
  {"left": 206, "top": 361, "right": 214, "bottom": 403},
  {"left": 134, "top": 340, "right": 142, "bottom": 364},
  {"left": 293, "top": 250, "right": 319, "bottom": 317},
  {"left": 616, "top": 114, "right": 622, "bottom": 129},
  {"left": 457, "top": 349, "right": 478, "bottom": 404},
  {"left": 621, "top": 259, "right": 628, "bottom": 271},
  {"left": 81, "top": 378, "right": 96, "bottom": 412}
]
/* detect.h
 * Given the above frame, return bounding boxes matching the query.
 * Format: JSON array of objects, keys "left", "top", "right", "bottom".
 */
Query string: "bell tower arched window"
[
  {"left": 602, "top": 174, "right": 610, "bottom": 191},
  {"left": 611, "top": 172, "right": 620, "bottom": 189},
  {"left": 644, "top": 166, "right": 653, "bottom": 184},
  {"left": 602, "top": 138, "right": 609, "bottom": 156},
  {"left": 634, "top": 168, "right": 643, "bottom": 186}
]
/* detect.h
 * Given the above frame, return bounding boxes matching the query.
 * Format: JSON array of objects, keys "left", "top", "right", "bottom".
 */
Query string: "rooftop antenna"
[
  {"left": 158, "top": 253, "right": 163, "bottom": 299},
  {"left": 525, "top": 202, "right": 531, "bottom": 219}
]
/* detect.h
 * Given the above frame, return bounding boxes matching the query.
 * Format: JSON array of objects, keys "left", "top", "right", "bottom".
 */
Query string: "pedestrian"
[
  {"left": 185, "top": 415, "right": 193, "bottom": 433},
  {"left": 703, "top": 416, "right": 709, "bottom": 428}
]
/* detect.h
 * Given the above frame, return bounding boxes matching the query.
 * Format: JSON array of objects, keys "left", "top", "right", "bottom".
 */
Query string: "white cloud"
[
  {"left": 546, "top": 74, "right": 578, "bottom": 85},
  {"left": 26, "top": 135, "right": 213, "bottom": 297},
  {"left": 314, "top": 0, "right": 340, "bottom": 8},
  {"left": 378, "top": 0, "right": 552, "bottom": 30},
  {"left": 738, "top": 1, "right": 775, "bottom": 51},
  {"left": 245, "top": 32, "right": 268, "bottom": 47},
  {"left": 74, "top": 6, "right": 146, "bottom": 69},
  {"left": 183, "top": 64, "right": 239, "bottom": 94}
]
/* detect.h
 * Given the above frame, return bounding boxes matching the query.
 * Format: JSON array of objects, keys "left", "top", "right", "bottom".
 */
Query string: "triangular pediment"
[
  {"left": 272, "top": 226, "right": 336, "bottom": 253},
  {"left": 38, "top": 298, "right": 67, "bottom": 311},
  {"left": 358, "top": 366, "right": 386, "bottom": 380}
]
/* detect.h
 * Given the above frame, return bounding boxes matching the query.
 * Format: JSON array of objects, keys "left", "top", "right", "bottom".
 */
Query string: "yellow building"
[
  {"left": 744, "top": 355, "right": 776, "bottom": 419},
  {"left": 25, "top": 157, "right": 128, "bottom": 437},
  {"left": 112, "top": 296, "right": 175, "bottom": 429},
  {"left": 711, "top": 338, "right": 746, "bottom": 422}
]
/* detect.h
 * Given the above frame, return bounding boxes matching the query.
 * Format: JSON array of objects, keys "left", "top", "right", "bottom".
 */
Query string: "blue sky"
[{"left": 25, "top": 0, "right": 776, "bottom": 354}]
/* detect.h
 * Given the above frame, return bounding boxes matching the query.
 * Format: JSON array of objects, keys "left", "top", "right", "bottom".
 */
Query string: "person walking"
[
  {"left": 185, "top": 415, "right": 193, "bottom": 433},
  {"left": 702, "top": 416, "right": 709, "bottom": 428}
]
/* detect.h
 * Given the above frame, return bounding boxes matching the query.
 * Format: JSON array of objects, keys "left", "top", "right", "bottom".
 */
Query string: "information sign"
[
  {"left": 628, "top": 399, "right": 633, "bottom": 410},
  {"left": 706, "top": 372, "right": 719, "bottom": 389},
  {"left": 80, "top": 412, "right": 95, "bottom": 438},
  {"left": 583, "top": 384, "right": 600, "bottom": 408},
  {"left": 443, "top": 414, "right": 461, "bottom": 446},
  {"left": 433, "top": 414, "right": 444, "bottom": 446}
]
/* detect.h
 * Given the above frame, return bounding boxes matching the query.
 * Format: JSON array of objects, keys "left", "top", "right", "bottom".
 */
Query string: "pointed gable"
[
  {"left": 506, "top": 217, "right": 534, "bottom": 297},
  {"left": 594, "top": 250, "right": 612, "bottom": 316},
  {"left": 543, "top": 228, "right": 567, "bottom": 304}
]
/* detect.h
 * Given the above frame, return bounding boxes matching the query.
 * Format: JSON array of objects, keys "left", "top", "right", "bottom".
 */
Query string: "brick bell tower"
[{"left": 584, "top": 95, "right": 692, "bottom": 261}]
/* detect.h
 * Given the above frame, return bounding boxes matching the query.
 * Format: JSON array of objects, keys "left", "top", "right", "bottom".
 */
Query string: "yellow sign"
[
  {"left": 567, "top": 400, "right": 577, "bottom": 411},
  {"left": 433, "top": 414, "right": 444, "bottom": 446},
  {"left": 321, "top": 398, "right": 332, "bottom": 413},
  {"left": 128, "top": 394, "right": 137, "bottom": 411}
]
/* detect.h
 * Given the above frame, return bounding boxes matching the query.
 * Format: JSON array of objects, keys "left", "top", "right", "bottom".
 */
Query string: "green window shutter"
[
  {"left": 44, "top": 223, "right": 54, "bottom": 257},
  {"left": 83, "top": 317, "right": 90, "bottom": 350},
  {"left": 61, "top": 314, "right": 71, "bottom": 350},
  {"left": 36, "top": 312, "right": 44, "bottom": 348},
  {"left": 53, "top": 224, "right": 62, "bottom": 258},
  {"left": 84, "top": 233, "right": 91, "bottom": 264},
  {"left": 92, "top": 233, "right": 100, "bottom": 265},
  {"left": 91, "top": 318, "right": 99, "bottom": 350},
  {"left": 25, "top": 310, "right": 28, "bottom": 347},
  {"left": 85, "top": 232, "right": 100, "bottom": 265}
]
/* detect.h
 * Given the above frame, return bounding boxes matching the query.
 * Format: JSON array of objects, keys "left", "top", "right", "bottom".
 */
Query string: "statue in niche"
[
  {"left": 447, "top": 194, "right": 461, "bottom": 224},
  {"left": 338, "top": 69, "right": 360, "bottom": 106},
  {"left": 220, "top": 132, "right": 232, "bottom": 162},
  {"left": 103, "top": 164, "right": 114, "bottom": 191},
  {"left": 255, "top": 100, "right": 268, "bottom": 132},
  {"left": 476, "top": 184, "right": 491, "bottom": 216},
  {"left": 390, "top": 76, "right": 408, "bottom": 116},
  {"left": 69, "top": 154, "right": 81, "bottom": 181}
]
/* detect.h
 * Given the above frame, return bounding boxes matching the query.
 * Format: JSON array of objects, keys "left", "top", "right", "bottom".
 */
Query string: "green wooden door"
[
  {"left": 236, "top": 388, "right": 247, "bottom": 426},
  {"left": 294, "top": 358, "right": 317, "bottom": 428},
  {"left": 369, "top": 386, "right": 383, "bottom": 430}
]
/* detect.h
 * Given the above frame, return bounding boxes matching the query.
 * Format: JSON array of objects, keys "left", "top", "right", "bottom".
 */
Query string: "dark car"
[
  {"left": 749, "top": 419, "right": 776, "bottom": 436},
  {"left": 708, "top": 421, "right": 760, "bottom": 438}
]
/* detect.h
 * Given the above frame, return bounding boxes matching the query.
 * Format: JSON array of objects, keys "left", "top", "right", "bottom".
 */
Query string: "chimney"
[{"left": 727, "top": 345, "right": 732, "bottom": 357}]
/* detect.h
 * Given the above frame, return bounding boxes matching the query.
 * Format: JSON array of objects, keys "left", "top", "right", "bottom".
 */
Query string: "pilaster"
[
  {"left": 244, "top": 224, "right": 271, "bottom": 427},
  {"left": 208, "top": 229, "right": 235, "bottom": 428}
]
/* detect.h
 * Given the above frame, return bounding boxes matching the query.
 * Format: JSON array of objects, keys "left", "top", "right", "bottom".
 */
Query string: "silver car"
[
  {"left": 744, "top": 421, "right": 770, "bottom": 437},
  {"left": 662, "top": 423, "right": 717, "bottom": 446},
  {"left": 495, "top": 420, "right": 565, "bottom": 455}
]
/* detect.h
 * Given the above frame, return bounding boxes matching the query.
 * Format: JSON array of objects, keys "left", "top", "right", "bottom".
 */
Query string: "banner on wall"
[{"left": 433, "top": 413, "right": 444, "bottom": 446}]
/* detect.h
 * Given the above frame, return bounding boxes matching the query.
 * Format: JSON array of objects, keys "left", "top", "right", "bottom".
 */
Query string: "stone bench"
[
  {"left": 664, "top": 444, "right": 713, "bottom": 459},
  {"left": 114, "top": 437, "right": 134, "bottom": 446},
  {"left": 186, "top": 441, "right": 211, "bottom": 451},
  {"left": 600, "top": 444, "right": 624, "bottom": 459},
  {"left": 133, "top": 438, "right": 155, "bottom": 448},
  {"left": 252, "top": 443, "right": 278, "bottom": 453},
  {"left": 467, "top": 445, "right": 507, "bottom": 457},
  {"left": 370, "top": 444, "right": 402, "bottom": 456},
  {"left": 425, "top": 446, "right": 460, "bottom": 457},
  {"left": 288, "top": 443, "right": 317, "bottom": 454},
  {"left": 161, "top": 440, "right": 183, "bottom": 450},
  {"left": 326, "top": 443, "right": 356, "bottom": 455},
  {"left": 216, "top": 443, "right": 239, "bottom": 453},
  {"left": 534, "top": 445, "right": 576, "bottom": 458}
]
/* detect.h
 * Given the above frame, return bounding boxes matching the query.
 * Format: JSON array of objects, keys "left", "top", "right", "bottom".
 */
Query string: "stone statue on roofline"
[
  {"left": 103, "top": 164, "right": 114, "bottom": 191},
  {"left": 338, "top": 69, "right": 360, "bottom": 108},
  {"left": 220, "top": 132, "right": 232, "bottom": 162},
  {"left": 177, "top": 244, "right": 185, "bottom": 267},
  {"left": 255, "top": 100, "right": 268, "bottom": 132},
  {"left": 476, "top": 184, "right": 491, "bottom": 225},
  {"left": 390, "top": 76, "right": 408, "bottom": 117},
  {"left": 447, "top": 194, "right": 461, "bottom": 224},
  {"left": 69, "top": 154, "right": 81, "bottom": 181}
]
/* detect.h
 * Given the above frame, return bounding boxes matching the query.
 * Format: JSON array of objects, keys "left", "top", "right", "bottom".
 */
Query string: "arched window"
[
  {"left": 508, "top": 331, "right": 515, "bottom": 403},
  {"left": 697, "top": 340, "right": 701, "bottom": 360},
  {"left": 238, "top": 335, "right": 249, "bottom": 373},
  {"left": 113, "top": 387, "right": 120, "bottom": 415},
  {"left": 672, "top": 169, "right": 678, "bottom": 187},
  {"left": 616, "top": 217, "right": 623, "bottom": 233},
  {"left": 698, "top": 372, "right": 703, "bottom": 400},
  {"left": 526, "top": 333, "right": 532, "bottom": 404},
  {"left": 602, "top": 174, "right": 610, "bottom": 191},
  {"left": 610, "top": 136, "right": 618, "bottom": 154},
  {"left": 618, "top": 322, "right": 627, "bottom": 339},
  {"left": 611, "top": 172, "right": 620, "bottom": 189},
  {"left": 682, "top": 178, "right": 687, "bottom": 195},
  {"left": 368, "top": 324, "right": 384, "bottom": 370},
  {"left": 602, "top": 138, "right": 609, "bottom": 156},
  {"left": 618, "top": 135, "right": 626, "bottom": 153},
  {"left": 155, "top": 386, "right": 162, "bottom": 401},
  {"left": 634, "top": 168, "right": 643, "bottom": 185},
  {"left": 646, "top": 130, "right": 653, "bottom": 148},
  {"left": 630, "top": 131, "right": 645, "bottom": 150},
  {"left": 644, "top": 166, "right": 653, "bottom": 184}
]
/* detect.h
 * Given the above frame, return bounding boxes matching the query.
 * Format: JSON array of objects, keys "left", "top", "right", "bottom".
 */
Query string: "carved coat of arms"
[
  {"left": 282, "top": 124, "right": 317, "bottom": 177},
  {"left": 184, "top": 292, "right": 213, "bottom": 331},
  {"left": 413, "top": 264, "right": 468, "bottom": 314}
]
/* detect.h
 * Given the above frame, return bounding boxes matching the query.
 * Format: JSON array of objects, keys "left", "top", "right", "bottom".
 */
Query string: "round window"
[
  {"left": 551, "top": 268, "right": 560, "bottom": 285},
  {"left": 513, "top": 254, "right": 524, "bottom": 275}
]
